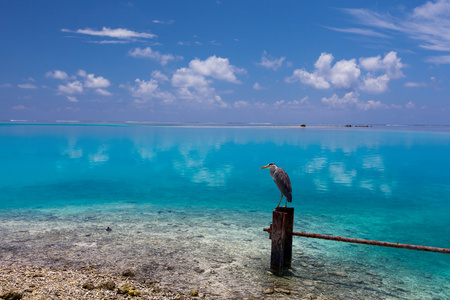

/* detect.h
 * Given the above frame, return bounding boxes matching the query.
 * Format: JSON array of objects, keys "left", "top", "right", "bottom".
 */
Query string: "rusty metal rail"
[
  {"left": 263, "top": 227, "right": 450, "bottom": 254},
  {"left": 264, "top": 207, "right": 450, "bottom": 275}
]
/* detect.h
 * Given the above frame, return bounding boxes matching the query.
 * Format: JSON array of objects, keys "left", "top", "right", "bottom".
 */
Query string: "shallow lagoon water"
[{"left": 0, "top": 124, "right": 449, "bottom": 299}]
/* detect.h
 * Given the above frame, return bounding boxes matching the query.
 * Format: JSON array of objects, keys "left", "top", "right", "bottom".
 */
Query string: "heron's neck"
[{"left": 269, "top": 167, "right": 276, "bottom": 178}]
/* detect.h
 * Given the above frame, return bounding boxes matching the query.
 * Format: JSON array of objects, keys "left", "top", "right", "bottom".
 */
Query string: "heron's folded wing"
[{"left": 273, "top": 168, "right": 292, "bottom": 199}]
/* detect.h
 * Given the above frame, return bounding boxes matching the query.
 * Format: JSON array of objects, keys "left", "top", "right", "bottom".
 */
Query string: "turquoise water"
[{"left": 0, "top": 123, "right": 449, "bottom": 299}]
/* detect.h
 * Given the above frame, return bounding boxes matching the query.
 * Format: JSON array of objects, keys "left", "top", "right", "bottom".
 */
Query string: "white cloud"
[
  {"left": 75, "top": 70, "right": 111, "bottom": 94},
  {"left": 129, "top": 78, "right": 174, "bottom": 101},
  {"left": 253, "top": 82, "right": 267, "bottom": 90},
  {"left": 359, "top": 51, "right": 404, "bottom": 79},
  {"left": 77, "top": 70, "right": 87, "bottom": 77},
  {"left": 322, "top": 92, "right": 359, "bottom": 109},
  {"left": 233, "top": 100, "right": 249, "bottom": 108},
  {"left": 83, "top": 74, "right": 110, "bottom": 88},
  {"left": 314, "top": 52, "right": 333, "bottom": 76},
  {"left": 53, "top": 70, "right": 111, "bottom": 97},
  {"left": 128, "top": 47, "right": 183, "bottom": 65},
  {"left": 213, "top": 95, "right": 228, "bottom": 108},
  {"left": 406, "top": 101, "right": 416, "bottom": 109},
  {"left": 17, "top": 83, "right": 37, "bottom": 89},
  {"left": 329, "top": 58, "right": 360, "bottom": 90},
  {"left": 274, "top": 97, "right": 310, "bottom": 109},
  {"left": 357, "top": 100, "right": 389, "bottom": 110},
  {"left": 172, "top": 68, "right": 209, "bottom": 89},
  {"left": 151, "top": 70, "right": 169, "bottom": 82},
  {"left": 287, "top": 52, "right": 361, "bottom": 90},
  {"left": 257, "top": 51, "right": 286, "bottom": 70},
  {"left": 95, "top": 88, "right": 112, "bottom": 96},
  {"left": 288, "top": 51, "right": 403, "bottom": 94},
  {"left": 58, "top": 81, "right": 83, "bottom": 94},
  {"left": 322, "top": 92, "right": 396, "bottom": 110},
  {"left": 361, "top": 74, "right": 390, "bottom": 93},
  {"left": 0, "top": 83, "right": 12, "bottom": 88},
  {"left": 12, "top": 105, "right": 26, "bottom": 110},
  {"left": 67, "top": 96, "right": 79, "bottom": 102},
  {"left": 130, "top": 79, "right": 158, "bottom": 98},
  {"left": 63, "top": 27, "right": 156, "bottom": 40},
  {"left": 171, "top": 56, "right": 243, "bottom": 106},
  {"left": 45, "top": 70, "right": 68, "bottom": 80},
  {"left": 188, "top": 56, "right": 244, "bottom": 83},
  {"left": 287, "top": 69, "right": 330, "bottom": 89}
]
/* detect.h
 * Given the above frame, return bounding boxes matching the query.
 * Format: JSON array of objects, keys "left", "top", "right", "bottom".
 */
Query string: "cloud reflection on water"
[{"left": 54, "top": 126, "right": 402, "bottom": 196}]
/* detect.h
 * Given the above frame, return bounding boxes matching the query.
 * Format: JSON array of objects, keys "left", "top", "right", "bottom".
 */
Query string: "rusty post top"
[{"left": 273, "top": 206, "right": 294, "bottom": 213}]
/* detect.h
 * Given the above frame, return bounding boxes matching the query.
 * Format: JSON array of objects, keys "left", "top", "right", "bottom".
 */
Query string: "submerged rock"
[
  {"left": 331, "top": 271, "right": 348, "bottom": 277},
  {"left": 262, "top": 287, "right": 274, "bottom": 294},
  {"left": 190, "top": 289, "right": 199, "bottom": 296},
  {"left": 82, "top": 282, "right": 95, "bottom": 290},
  {"left": 275, "top": 288, "right": 291, "bottom": 295},
  {"left": 100, "top": 279, "right": 115, "bottom": 290},
  {"left": 0, "top": 290, "right": 23, "bottom": 300},
  {"left": 122, "top": 269, "right": 135, "bottom": 277},
  {"left": 117, "top": 284, "right": 141, "bottom": 296}
]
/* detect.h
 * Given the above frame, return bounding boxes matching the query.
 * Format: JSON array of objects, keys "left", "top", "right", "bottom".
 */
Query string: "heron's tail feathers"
[{"left": 287, "top": 194, "right": 292, "bottom": 203}]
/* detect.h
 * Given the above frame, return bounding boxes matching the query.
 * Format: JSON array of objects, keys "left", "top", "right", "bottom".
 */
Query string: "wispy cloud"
[
  {"left": 405, "top": 81, "right": 428, "bottom": 87},
  {"left": 152, "top": 19, "right": 175, "bottom": 25},
  {"left": 17, "top": 83, "right": 37, "bottom": 89},
  {"left": 257, "top": 51, "right": 286, "bottom": 70},
  {"left": 62, "top": 27, "right": 156, "bottom": 42},
  {"left": 425, "top": 55, "right": 450, "bottom": 64},
  {"left": 90, "top": 40, "right": 130, "bottom": 44},
  {"left": 324, "top": 26, "right": 390, "bottom": 38},
  {"left": 340, "top": 1, "right": 450, "bottom": 52},
  {"left": 128, "top": 47, "right": 183, "bottom": 65}
]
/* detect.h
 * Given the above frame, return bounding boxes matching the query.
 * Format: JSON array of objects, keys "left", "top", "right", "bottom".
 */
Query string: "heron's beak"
[{"left": 260, "top": 165, "right": 270, "bottom": 169}]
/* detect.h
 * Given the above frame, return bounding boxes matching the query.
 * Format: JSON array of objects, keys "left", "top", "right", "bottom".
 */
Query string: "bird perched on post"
[{"left": 260, "top": 163, "right": 292, "bottom": 208}]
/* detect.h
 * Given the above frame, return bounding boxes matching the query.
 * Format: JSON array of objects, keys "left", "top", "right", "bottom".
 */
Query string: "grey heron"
[{"left": 260, "top": 163, "right": 292, "bottom": 207}]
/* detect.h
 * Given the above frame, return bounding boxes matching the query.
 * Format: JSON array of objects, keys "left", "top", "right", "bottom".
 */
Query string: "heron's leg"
[
  {"left": 277, "top": 193, "right": 283, "bottom": 207},
  {"left": 284, "top": 198, "right": 288, "bottom": 207}
]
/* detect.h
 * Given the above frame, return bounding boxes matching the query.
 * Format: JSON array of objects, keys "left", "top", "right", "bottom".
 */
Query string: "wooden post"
[{"left": 270, "top": 207, "right": 294, "bottom": 275}]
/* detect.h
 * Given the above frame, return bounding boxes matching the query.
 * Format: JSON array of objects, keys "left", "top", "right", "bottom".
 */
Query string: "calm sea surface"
[{"left": 0, "top": 123, "right": 449, "bottom": 299}]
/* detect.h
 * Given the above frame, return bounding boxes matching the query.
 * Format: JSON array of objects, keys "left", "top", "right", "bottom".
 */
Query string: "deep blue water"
[{"left": 0, "top": 123, "right": 449, "bottom": 298}]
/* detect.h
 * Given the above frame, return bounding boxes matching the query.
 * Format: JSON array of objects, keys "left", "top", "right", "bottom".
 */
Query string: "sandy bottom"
[{"left": 1, "top": 203, "right": 448, "bottom": 299}]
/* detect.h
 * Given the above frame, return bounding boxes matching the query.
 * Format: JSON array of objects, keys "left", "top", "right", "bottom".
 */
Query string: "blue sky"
[{"left": 1, "top": 0, "right": 450, "bottom": 124}]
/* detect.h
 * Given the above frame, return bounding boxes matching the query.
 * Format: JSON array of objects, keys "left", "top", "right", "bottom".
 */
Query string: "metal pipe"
[{"left": 263, "top": 228, "right": 450, "bottom": 254}]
